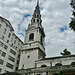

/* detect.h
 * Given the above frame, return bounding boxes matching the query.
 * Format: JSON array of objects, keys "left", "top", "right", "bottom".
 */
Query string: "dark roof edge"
[
  {"left": 38, "top": 55, "right": 75, "bottom": 61},
  {"left": 0, "top": 16, "right": 14, "bottom": 31},
  {"left": 0, "top": 72, "right": 22, "bottom": 75},
  {"left": 13, "top": 33, "right": 24, "bottom": 44}
]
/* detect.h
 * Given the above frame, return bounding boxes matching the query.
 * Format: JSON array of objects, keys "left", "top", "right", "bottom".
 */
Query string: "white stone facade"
[
  {"left": 36, "top": 55, "right": 75, "bottom": 68},
  {"left": 19, "top": 1, "right": 45, "bottom": 70},
  {"left": 0, "top": 17, "right": 23, "bottom": 74}
]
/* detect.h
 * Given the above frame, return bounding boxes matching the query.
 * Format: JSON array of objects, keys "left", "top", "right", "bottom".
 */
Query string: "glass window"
[
  {"left": 0, "top": 24, "right": 2, "bottom": 28},
  {"left": 0, "top": 68, "right": 2, "bottom": 73},
  {"left": 7, "top": 40, "right": 9, "bottom": 43},
  {"left": 14, "top": 41, "right": 16, "bottom": 44},
  {"left": 3, "top": 29, "right": 6, "bottom": 34},
  {"left": 6, "top": 62, "right": 14, "bottom": 69},
  {"left": 4, "top": 45, "right": 8, "bottom": 50},
  {"left": 37, "top": 19, "right": 39, "bottom": 22},
  {"left": 5, "top": 70, "right": 9, "bottom": 73},
  {"left": 17, "top": 60, "right": 19, "bottom": 65},
  {"left": 10, "top": 49, "right": 16, "bottom": 55},
  {"left": 55, "top": 63, "right": 62, "bottom": 66},
  {"left": 8, "top": 55, "right": 15, "bottom": 62},
  {"left": 41, "top": 65, "right": 47, "bottom": 68},
  {"left": 0, "top": 50, "right": 2, "bottom": 54},
  {"left": 0, "top": 41, "right": 3, "bottom": 47},
  {"left": 29, "top": 33, "right": 34, "bottom": 40},
  {"left": 33, "top": 19, "right": 35, "bottom": 23},
  {"left": 1, "top": 36, "right": 4, "bottom": 40},
  {"left": 8, "top": 33, "right": 11, "bottom": 38},
  {"left": 18, "top": 55, "right": 20, "bottom": 59},
  {"left": 40, "top": 36, "right": 42, "bottom": 44},
  {"left": 6, "top": 24, "right": 8, "bottom": 27},
  {"left": 71, "top": 62, "right": 75, "bottom": 65},
  {"left": 0, "top": 59, "right": 4, "bottom": 65},
  {"left": 1, "top": 52, "right": 6, "bottom": 57},
  {"left": 37, "top": 14, "right": 39, "bottom": 17}
]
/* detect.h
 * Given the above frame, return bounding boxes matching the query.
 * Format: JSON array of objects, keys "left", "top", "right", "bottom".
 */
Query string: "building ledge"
[{"left": 0, "top": 72, "right": 22, "bottom": 75}]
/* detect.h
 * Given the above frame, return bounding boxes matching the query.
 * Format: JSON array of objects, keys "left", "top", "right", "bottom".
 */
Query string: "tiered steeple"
[
  {"left": 19, "top": 0, "right": 45, "bottom": 69},
  {"left": 37, "top": 0, "right": 39, "bottom": 6},
  {"left": 31, "top": 0, "right": 42, "bottom": 25}
]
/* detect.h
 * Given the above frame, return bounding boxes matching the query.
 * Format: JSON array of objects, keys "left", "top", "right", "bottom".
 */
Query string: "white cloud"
[{"left": 0, "top": 0, "right": 75, "bottom": 57}]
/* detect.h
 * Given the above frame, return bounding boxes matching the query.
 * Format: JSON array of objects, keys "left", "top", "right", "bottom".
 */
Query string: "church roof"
[{"left": 38, "top": 55, "right": 75, "bottom": 61}]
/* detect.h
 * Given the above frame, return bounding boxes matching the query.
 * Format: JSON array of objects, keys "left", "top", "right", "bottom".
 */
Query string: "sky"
[{"left": 0, "top": 0, "right": 75, "bottom": 57}]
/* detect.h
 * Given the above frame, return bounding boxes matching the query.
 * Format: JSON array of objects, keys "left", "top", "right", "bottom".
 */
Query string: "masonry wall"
[{"left": 36, "top": 56, "right": 75, "bottom": 68}]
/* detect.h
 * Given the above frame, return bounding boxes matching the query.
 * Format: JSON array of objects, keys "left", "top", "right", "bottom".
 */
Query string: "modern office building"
[{"left": 0, "top": 16, "right": 23, "bottom": 74}]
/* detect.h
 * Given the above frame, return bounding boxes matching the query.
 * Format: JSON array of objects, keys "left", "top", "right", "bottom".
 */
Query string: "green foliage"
[
  {"left": 60, "top": 49, "right": 71, "bottom": 56},
  {"left": 70, "top": 0, "right": 75, "bottom": 9},
  {"left": 69, "top": 1, "right": 75, "bottom": 32},
  {"left": 73, "top": 11, "right": 75, "bottom": 17},
  {"left": 69, "top": 18, "right": 75, "bottom": 32}
]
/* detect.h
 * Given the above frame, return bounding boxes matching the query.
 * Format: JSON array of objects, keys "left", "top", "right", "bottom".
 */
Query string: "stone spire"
[
  {"left": 34, "top": 0, "right": 40, "bottom": 14},
  {"left": 37, "top": 0, "right": 39, "bottom": 6},
  {"left": 31, "top": 0, "right": 42, "bottom": 25}
]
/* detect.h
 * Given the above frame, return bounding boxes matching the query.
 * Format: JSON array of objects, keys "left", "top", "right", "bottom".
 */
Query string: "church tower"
[{"left": 19, "top": 0, "right": 45, "bottom": 69}]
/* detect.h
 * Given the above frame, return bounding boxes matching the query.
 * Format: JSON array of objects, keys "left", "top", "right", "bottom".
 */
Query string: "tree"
[
  {"left": 60, "top": 48, "right": 71, "bottom": 56},
  {"left": 69, "top": 0, "right": 75, "bottom": 32}
]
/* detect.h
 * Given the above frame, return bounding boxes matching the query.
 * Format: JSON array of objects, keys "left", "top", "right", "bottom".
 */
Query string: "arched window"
[
  {"left": 29, "top": 33, "right": 34, "bottom": 40},
  {"left": 34, "top": 14, "right": 36, "bottom": 17},
  {"left": 37, "top": 19, "right": 39, "bottom": 22},
  {"left": 33, "top": 19, "right": 35, "bottom": 23},
  {"left": 71, "top": 62, "right": 75, "bottom": 65},
  {"left": 41, "top": 65, "right": 47, "bottom": 68},
  {"left": 37, "top": 14, "right": 39, "bottom": 17},
  {"left": 55, "top": 63, "right": 62, "bottom": 66}
]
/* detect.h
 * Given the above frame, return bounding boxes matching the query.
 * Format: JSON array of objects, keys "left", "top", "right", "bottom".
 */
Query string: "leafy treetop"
[{"left": 60, "top": 48, "right": 71, "bottom": 56}]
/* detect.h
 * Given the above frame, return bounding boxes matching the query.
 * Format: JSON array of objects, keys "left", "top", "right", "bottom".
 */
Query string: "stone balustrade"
[{"left": 17, "top": 65, "right": 75, "bottom": 74}]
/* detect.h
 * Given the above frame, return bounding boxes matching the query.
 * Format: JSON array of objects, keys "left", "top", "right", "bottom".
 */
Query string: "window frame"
[
  {"left": 3, "top": 29, "right": 7, "bottom": 34},
  {"left": 6, "top": 62, "right": 14, "bottom": 69},
  {"left": 29, "top": 33, "right": 34, "bottom": 41},
  {"left": 0, "top": 68, "right": 2, "bottom": 73},
  {"left": 0, "top": 59, "right": 4, "bottom": 65},
  {"left": 1, "top": 52, "right": 6, "bottom": 57},
  {"left": 0, "top": 24, "right": 2, "bottom": 28},
  {"left": 8, "top": 55, "right": 15, "bottom": 62},
  {"left": 0, "top": 41, "right": 4, "bottom": 47},
  {"left": 10, "top": 49, "right": 16, "bottom": 55},
  {"left": 1, "top": 36, "right": 4, "bottom": 40},
  {"left": 4, "top": 45, "right": 8, "bottom": 50}
]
